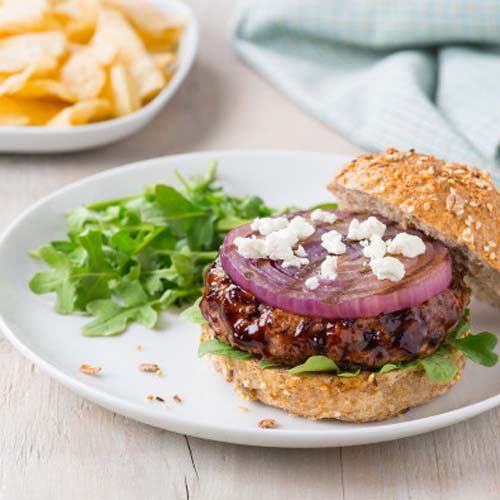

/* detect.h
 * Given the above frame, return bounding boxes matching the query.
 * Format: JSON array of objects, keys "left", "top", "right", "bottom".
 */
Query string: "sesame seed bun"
[
  {"left": 201, "top": 326, "right": 465, "bottom": 422},
  {"left": 328, "top": 148, "right": 500, "bottom": 307}
]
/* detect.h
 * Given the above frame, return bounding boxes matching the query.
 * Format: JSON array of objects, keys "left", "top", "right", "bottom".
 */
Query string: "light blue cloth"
[{"left": 231, "top": 0, "right": 500, "bottom": 183}]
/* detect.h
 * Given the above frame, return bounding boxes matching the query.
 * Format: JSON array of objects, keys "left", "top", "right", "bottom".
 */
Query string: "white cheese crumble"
[
  {"left": 287, "top": 216, "right": 315, "bottom": 240},
  {"left": 295, "top": 245, "right": 307, "bottom": 257},
  {"left": 369, "top": 256, "right": 405, "bottom": 282},
  {"left": 233, "top": 236, "right": 266, "bottom": 259},
  {"left": 250, "top": 216, "right": 288, "bottom": 235},
  {"left": 310, "top": 209, "right": 337, "bottom": 224},
  {"left": 320, "top": 255, "right": 338, "bottom": 281},
  {"left": 263, "top": 230, "right": 297, "bottom": 260},
  {"left": 235, "top": 216, "right": 314, "bottom": 268},
  {"left": 362, "top": 235, "right": 387, "bottom": 259},
  {"left": 305, "top": 276, "right": 320, "bottom": 290},
  {"left": 347, "top": 216, "right": 386, "bottom": 241},
  {"left": 320, "top": 230, "right": 346, "bottom": 255},
  {"left": 282, "top": 255, "right": 310, "bottom": 268},
  {"left": 387, "top": 232, "right": 426, "bottom": 258}
]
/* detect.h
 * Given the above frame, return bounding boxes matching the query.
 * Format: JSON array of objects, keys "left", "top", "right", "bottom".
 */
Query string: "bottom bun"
[{"left": 201, "top": 325, "right": 465, "bottom": 422}]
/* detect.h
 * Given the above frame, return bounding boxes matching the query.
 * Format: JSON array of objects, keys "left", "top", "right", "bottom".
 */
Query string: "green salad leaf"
[
  {"left": 259, "top": 359, "right": 283, "bottom": 370},
  {"left": 180, "top": 297, "right": 205, "bottom": 324},
  {"left": 29, "top": 163, "right": 276, "bottom": 336},
  {"left": 289, "top": 355, "right": 339, "bottom": 375},
  {"left": 197, "top": 339, "right": 254, "bottom": 360},
  {"left": 417, "top": 355, "right": 458, "bottom": 382},
  {"left": 447, "top": 331, "right": 498, "bottom": 367}
]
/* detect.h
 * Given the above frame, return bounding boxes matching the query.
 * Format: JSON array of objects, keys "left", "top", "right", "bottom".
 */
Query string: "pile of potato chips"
[{"left": 0, "top": 0, "right": 183, "bottom": 126}]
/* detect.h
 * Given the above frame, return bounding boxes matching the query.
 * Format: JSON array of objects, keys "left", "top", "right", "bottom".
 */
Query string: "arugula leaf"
[
  {"left": 289, "top": 355, "right": 339, "bottom": 375},
  {"left": 198, "top": 339, "right": 254, "bottom": 360},
  {"left": 337, "top": 368, "right": 361, "bottom": 378},
  {"left": 447, "top": 332, "right": 498, "bottom": 367},
  {"left": 28, "top": 163, "right": 278, "bottom": 336},
  {"left": 29, "top": 245, "right": 76, "bottom": 314},
  {"left": 83, "top": 280, "right": 157, "bottom": 337},
  {"left": 378, "top": 363, "right": 401, "bottom": 374},
  {"left": 259, "top": 359, "right": 283, "bottom": 370},
  {"left": 180, "top": 298, "right": 205, "bottom": 324},
  {"left": 83, "top": 300, "right": 157, "bottom": 337},
  {"left": 417, "top": 355, "right": 458, "bottom": 382}
]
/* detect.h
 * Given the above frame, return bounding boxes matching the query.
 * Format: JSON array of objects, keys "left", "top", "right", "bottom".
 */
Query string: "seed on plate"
[
  {"left": 173, "top": 394, "right": 182, "bottom": 403},
  {"left": 139, "top": 363, "right": 161, "bottom": 373},
  {"left": 79, "top": 364, "right": 101, "bottom": 375},
  {"left": 239, "top": 406, "right": 249, "bottom": 413},
  {"left": 135, "top": 344, "right": 143, "bottom": 351},
  {"left": 155, "top": 396, "right": 165, "bottom": 402},
  {"left": 258, "top": 418, "right": 277, "bottom": 429}
]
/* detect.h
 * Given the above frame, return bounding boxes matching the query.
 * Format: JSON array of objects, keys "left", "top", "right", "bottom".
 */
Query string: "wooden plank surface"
[{"left": 0, "top": 1, "right": 499, "bottom": 499}]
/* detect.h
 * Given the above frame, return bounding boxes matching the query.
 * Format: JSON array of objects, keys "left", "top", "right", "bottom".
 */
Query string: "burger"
[{"left": 198, "top": 149, "right": 499, "bottom": 422}]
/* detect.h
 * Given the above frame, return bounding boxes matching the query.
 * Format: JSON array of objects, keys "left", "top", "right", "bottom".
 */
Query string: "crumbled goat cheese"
[
  {"left": 362, "top": 235, "right": 387, "bottom": 259},
  {"left": 320, "top": 255, "right": 338, "bottom": 281},
  {"left": 236, "top": 216, "right": 314, "bottom": 265},
  {"left": 311, "top": 209, "right": 337, "bottom": 224},
  {"left": 347, "top": 216, "right": 386, "bottom": 241},
  {"left": 305, "top": 276, "right": 320, "bottom": 290},
  {"left": 369, "top": 257, "right": 405, "bottom": 282},
  {"left": 359, "top": 239, "right": 369, "bottom": 247},
  {"left": 387, "top": 232, "right": 426, "bottom": 258},
  {"left": 321, "top": 230, "right": 346, "bottom": 255},
  {"left": 263, "top": 230, "right": 296, "bottom": 260},
  {"left": 287, "top": 216, "right": 315, "bottom": 240},
  {"left": 282, "top": 255, "right": 310, "bottom": 268},
  {"left": 250, "top": 216, "right": 288, "bottom": 235},
  {"left": 295, "top": 245, "right": 307, "bottom": 257},
  {"left": 234, "top": 236, "right": 266, "bottom": 259}
]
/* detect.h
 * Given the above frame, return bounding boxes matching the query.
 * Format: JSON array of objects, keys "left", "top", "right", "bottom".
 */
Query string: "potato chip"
[
  {"left": 52, "top": 0, "right": 99, "bottom": 42},
  {"left": 152, "top": 52, "right": 176, "bottom": 73},
  {"left": 60, "top": 50, "right": 106, "bottom": 100},
  {"left": 103, "top": 0, "right": 180, "bottom": 38},
  {"left": 109, "top": 62, "right": 139, "bottom": 116},
  {"left": 0, "top": 96, "right": 65, "bottom": 125},
  {"left": 0, "top": 31, "right": 66, "bottom": 73},
  {"left": 48, "top": 98, "right": 111, "bottom": 126},
  {"left": 92, "top": 7, "right": 165, "bottom": 101},
  {"left": 0, "top": 0, "right": 48, "bottom": 35},
  {"left": 14, "top": 79, "right": 78, "bottom": 102},
  {"left": 0, "top": 67, "right": 34, "bottom": 96},
  {"left": 0, "top": 113, "right": 30, "bottom": 126}
]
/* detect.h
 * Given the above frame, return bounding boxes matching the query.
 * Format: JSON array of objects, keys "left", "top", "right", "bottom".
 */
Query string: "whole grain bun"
[
  {"left": 201, "top": 326, "right": 465, "bottom": 422},
  {"left": 328, "top": 148, "right": 500, "bottom": 307}
]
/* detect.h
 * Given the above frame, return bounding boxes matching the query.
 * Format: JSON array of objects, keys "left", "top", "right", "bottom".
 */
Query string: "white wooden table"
[{"left": 1, "top": 2, "right": 500, "bottom": 498}]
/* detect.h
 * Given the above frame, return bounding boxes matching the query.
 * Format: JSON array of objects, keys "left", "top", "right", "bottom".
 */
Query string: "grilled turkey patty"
[{"left": 200, "top": 260, "right": 470, "bottom": 370}]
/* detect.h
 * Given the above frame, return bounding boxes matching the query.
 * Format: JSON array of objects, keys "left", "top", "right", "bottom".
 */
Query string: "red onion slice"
[{"left": 219, "top": 211, "right": 452, "bottom": 319}]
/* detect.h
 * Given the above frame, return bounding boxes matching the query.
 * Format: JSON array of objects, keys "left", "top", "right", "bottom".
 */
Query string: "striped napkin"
[{"left": 232, "top": 0, "right": 500, "bottom": 183}]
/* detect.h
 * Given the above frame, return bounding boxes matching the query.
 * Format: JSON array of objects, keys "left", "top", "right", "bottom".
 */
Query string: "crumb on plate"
[
  {"left": 79, "top": 364, "right": 101, "bottom": 375},
  {"left": 258, "top": 418, "right": 277, "bottom": 429}
]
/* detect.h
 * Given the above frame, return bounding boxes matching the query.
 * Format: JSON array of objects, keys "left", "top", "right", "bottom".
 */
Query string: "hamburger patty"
[{"left": 200, "top": 260, "right": 470, "bottom": 370}]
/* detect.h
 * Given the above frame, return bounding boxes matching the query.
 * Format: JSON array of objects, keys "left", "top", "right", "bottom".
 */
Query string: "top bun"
[{"left": 328, "top": 148, "right": 500, "bottom": 307}]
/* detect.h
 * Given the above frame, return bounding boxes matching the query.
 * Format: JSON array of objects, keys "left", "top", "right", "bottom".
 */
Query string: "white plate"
[
  {"left": 0, "top": 150, "right": 499, "bottom": 448},
  {"left": 0, "top": 0, "right": 198, "bottom": 153}
]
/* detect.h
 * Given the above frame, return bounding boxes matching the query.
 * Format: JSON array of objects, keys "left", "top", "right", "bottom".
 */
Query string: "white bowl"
[{"left": 0, "top": 0, "right": 198, "bottom": 153}]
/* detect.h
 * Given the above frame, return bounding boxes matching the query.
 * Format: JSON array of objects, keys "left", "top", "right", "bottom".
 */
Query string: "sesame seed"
[
  {"left": 423, "top": 202, "right": 430, "bottom": 210},
  {"left": 490, "top": 253, "right": 496, "bottom": 260}
]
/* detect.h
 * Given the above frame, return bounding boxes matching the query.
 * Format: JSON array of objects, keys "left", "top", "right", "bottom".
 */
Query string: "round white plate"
[
  {"left": 0, "top": 151, "right": 499, "bottom": 448},
  {"left": 0, "top": 0, "right": 198, "bottom": 153}
]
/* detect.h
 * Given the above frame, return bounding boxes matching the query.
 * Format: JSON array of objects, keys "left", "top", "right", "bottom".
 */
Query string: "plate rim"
[{"left": 1, "top": 149, "right": 499, "bottom": 448}]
